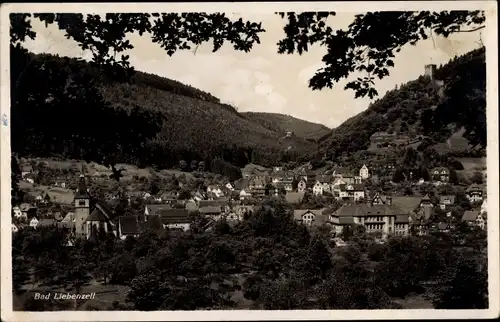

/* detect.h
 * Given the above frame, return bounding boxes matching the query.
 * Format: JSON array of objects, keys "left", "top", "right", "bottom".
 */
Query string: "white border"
[{"left": 1, "top": 1, "right": 499, "bottom": 321}]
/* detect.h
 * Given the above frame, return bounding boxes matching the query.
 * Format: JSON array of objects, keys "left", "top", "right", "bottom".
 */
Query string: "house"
[
  {"left": 329, "top": 204, "right": 409, "bottom": 238},
  {"left": 207, "top": 185, "right": 225, "bottom": 198},
  {"left": 142, "top": 192, "right": 152, "bottom": 200},
  {"left": 462, "top": 210, "right": 486, "bottom": 230},
  {"left": 199, "top": 206, "right": 224, "bottom": 221},
  {"left": 21, "top": 165, "right": 33, "bottom": 178},
  {"left": 476, "top": 213, "right": 486, "bottom": 230},
  {"left": 117, "top": 215, "right": 164, "bottom": 240},
  {"left": 439, "top": 195, "right": 456, "bottom": 210},
  {"left": 369, "top": 192, "right": 392, "bottom": 206},
  {"left": 12, "top": 206, "right": 22, "bottom": 218},
  {"left": 234, "top": 178, "right": 250, "bottom": 191},
  {"left": 298, "top": 176, "right": 315, "bottom": 193},
  {"left": 198, "top": 199, "right": 230, "bottom": 212},
  {"left": 145, "top": 204, "right": 172, "bottom": 216},
  {"left": 466, "top": 185, "right": 484, "bottom": 203},
  {"left": 239, "top": 189, "right": 252, "bottom": 200},
  {"left": 313, "top": 175, "right": 333, "bottom": 196},
  {"left": 359, "top": 164, "right": 370, "bottom": 180},
  {"left": 338, "top": 184, "right": 365, "bottom": 201},
  {"left": 436, "top": 222, "right": 452, "bottom": 233},
  {"left": 297, "top": 179, "right": 307, "bottom": 193},
  {"left": 158, "top": 209, "right": 191, "bottom": 231},
  {"left": 248, "top": 177, "right": 267, "bottom": 190},
  {"left": 431, "top": 167, "right": 450, "bottom": 183},
  {"left": 418, "top": 194, "right": 434, "bottom": 209},
  {"left": 285, "top": 192, "right": 305, "bottom": 205},
  {"left": 29, "top": 217, "right": 39, "bottom": 229},
  {"left": 58, "top": 212, "right": 76, "bottom": 230},
  {"left": 12, "top": 224, "right": 19, "bottom": 233},
  {"left": 118, "top": 216, "right": 142, "bottom": 239},
  {"left": 293, "top": 209, "right": 329, "bottom": 227}
]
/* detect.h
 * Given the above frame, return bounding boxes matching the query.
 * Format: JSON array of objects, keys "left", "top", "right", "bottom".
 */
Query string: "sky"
[{"left": 22, "top": 12, "right": 484, "bottom": 128}]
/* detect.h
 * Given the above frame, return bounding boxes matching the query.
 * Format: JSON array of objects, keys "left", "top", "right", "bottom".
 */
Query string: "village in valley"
[{"left": 12, "top": 154, "right": 487, "bottom": 245}]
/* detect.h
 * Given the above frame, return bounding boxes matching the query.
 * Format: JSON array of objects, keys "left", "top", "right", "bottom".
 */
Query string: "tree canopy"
[{"left": 10, "top": 11, "right": 485, "bottom": 99}]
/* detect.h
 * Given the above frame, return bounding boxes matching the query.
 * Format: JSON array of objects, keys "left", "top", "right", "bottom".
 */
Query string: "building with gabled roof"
[
  {"left": 329, "top": 204, "right": 408, "bottom": 238},
  {"left": 157, "top": 209, "right": 191, "bottom": 231},
  {"left": 293, "top": 208, "right": 329, "bottom": 227}
]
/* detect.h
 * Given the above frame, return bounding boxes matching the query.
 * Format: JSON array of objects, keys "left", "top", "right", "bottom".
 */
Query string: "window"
[{"left": 78, "top": 200, "right": 86, "bottom": 206}]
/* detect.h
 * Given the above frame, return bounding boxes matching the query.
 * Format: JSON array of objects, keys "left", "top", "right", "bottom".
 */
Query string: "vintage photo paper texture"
[{"left": 1, "top": 1, "right": 499, "bottom": 321}]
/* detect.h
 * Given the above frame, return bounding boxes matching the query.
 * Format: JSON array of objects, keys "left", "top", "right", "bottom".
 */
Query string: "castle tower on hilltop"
[
  {"left": 74, "top": 174, "right": 90, "bottom": 238},
  {"left": 424, "top": 64, "right": 437, "bottom": 81}
]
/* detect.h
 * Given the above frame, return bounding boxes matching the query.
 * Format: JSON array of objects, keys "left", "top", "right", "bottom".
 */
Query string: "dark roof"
[
  {"left": 421, "top": 194, "right": 431, "bottom": 202},
  {"left": 391, "top": 196, "right": 421, "bottom": 213},
  {"left": 437, "top": 222, "right": 449, "bottom": 230},
  {"left": 145, "top": 204, "right": 173, "bottom": 215},
  {"left": 199, "top": 206, "right": 223, "bottom": 214},
  {"left": 85, "top": 204, "right": 112, "bottom": 222},
  {"left": 74, "top": 176, "right": 90, "bottom": 199},
  {"left": 462, "top": 210, "right": 478, "bottom": 221},
  {"left": 199, "top": 200, "right": 227, "bottom": 208},
  {"left": 159, "top": 209, "right": 190, "bottom": 224},
  {"left": 416, "top": 207, "right": 433, "bottom": 221},
  {"left": 119, "top": 216, "right": 140, "bottom": 235},
  {"left": 315, "top": 175, "right": 331, "bottom": 183},
  {"left": 38, "top": 218, "right": 56, "bottom": 227},
  {"left": 339, "top": 217, "right": 355, "bottom": 224},
  {"left": 334, "top": 204, "right": 406, "bottom": 218},
  {"left": 234, "top": 178, "right": 250, "bottom": 191}
]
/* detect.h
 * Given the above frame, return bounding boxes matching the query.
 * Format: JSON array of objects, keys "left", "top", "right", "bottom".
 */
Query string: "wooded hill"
[
  {"left": 243, "top": 112, "right": 331, "bottom": 142},
  {"left": 317, "top": 47, "right": 486, "bottom": 161},
  {"left": 10, "top": 47, "right": 324, "bottom": 171}
]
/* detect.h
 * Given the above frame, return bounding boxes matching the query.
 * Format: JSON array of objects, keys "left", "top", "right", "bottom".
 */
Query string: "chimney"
[{"left": 424, "top": 64, "right": 437, "bottom": 81}]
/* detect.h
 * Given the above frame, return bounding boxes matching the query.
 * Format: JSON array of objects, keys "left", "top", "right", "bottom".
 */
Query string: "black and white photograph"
[{"left": 1, "top": 1, "right": 498, "bottom": 321}]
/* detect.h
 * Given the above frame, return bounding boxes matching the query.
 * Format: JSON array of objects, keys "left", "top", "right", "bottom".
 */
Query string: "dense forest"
[
  {"left": 10, "top": 46, "right": 320, "bottom": 172},
  {"left": 12, "top": 199, "right": 488, "bottom": 311},
  {"left": 318, "top": 48, "right": 486, "bottom": 160}
]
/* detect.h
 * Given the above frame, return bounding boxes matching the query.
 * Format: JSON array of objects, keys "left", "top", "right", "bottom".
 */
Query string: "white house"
[
  {"left": 29, "top": 217, "right": 39, "bottom": 229},
  {"left": 207, "top": 185, "right": 224, "bottom": 198},
  {"left": 142, "top": 192, "right": 152, "bottom": 200},
  {"left": 338, "top": 184, "right": 365, "bottom": 201},
  {"left": 359, "top": 164, "right": 370, "bottom": 180},
  {"left": 239, "top": 189, "right": 252, "bottom": 200},
  {"left": 313, "top": 181, "right": 324, "bottom": 196},
  {"left": 12, "top": 206, "right": 22, "bottom": 218},
  {"left": 225, "top": 183, "right": 235, "bottom": 191}
]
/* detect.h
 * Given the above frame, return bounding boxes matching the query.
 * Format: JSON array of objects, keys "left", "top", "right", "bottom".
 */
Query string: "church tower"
[{"left": 74, "top": 174, "right": 90, "bottom": 238}]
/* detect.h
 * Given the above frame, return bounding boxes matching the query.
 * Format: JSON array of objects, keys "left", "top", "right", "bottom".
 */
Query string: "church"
[{"left": 74, "top": 174, "right": 116, "bottom": 239}]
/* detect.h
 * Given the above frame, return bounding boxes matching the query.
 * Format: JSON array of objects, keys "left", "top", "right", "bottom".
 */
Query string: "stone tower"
[
  {"left": 424, "top": 64, "right": 437, "bottom": 81},
  {"left": 74, "top": 174, "right": 90, "bottom": 238}
]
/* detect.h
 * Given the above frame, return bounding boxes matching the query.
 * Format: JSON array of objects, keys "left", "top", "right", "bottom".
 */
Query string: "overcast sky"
[{"left": 23, "top": 12, "right": 483, "bottom": 128}]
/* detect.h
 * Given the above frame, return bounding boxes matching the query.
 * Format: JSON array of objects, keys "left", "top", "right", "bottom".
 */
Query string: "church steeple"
[{"left": 75, "top": 175, "right": 90, "bottom": 200}]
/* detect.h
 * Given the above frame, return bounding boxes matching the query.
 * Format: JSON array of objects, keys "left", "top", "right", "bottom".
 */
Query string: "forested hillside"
[
  {"left": 318, "top": 48, "right": 486, "bottom": 161},
  {"left": 10, "top": 47, "right": 319, "bottom": 171},
  {"left": 243, "top": 112, "right": 331, "bottom": 141}
]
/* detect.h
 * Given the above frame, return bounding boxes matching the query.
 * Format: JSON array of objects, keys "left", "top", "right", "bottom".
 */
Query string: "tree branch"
[{"left": 455, "top": 25, "right": 485, "bottom": 33}]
